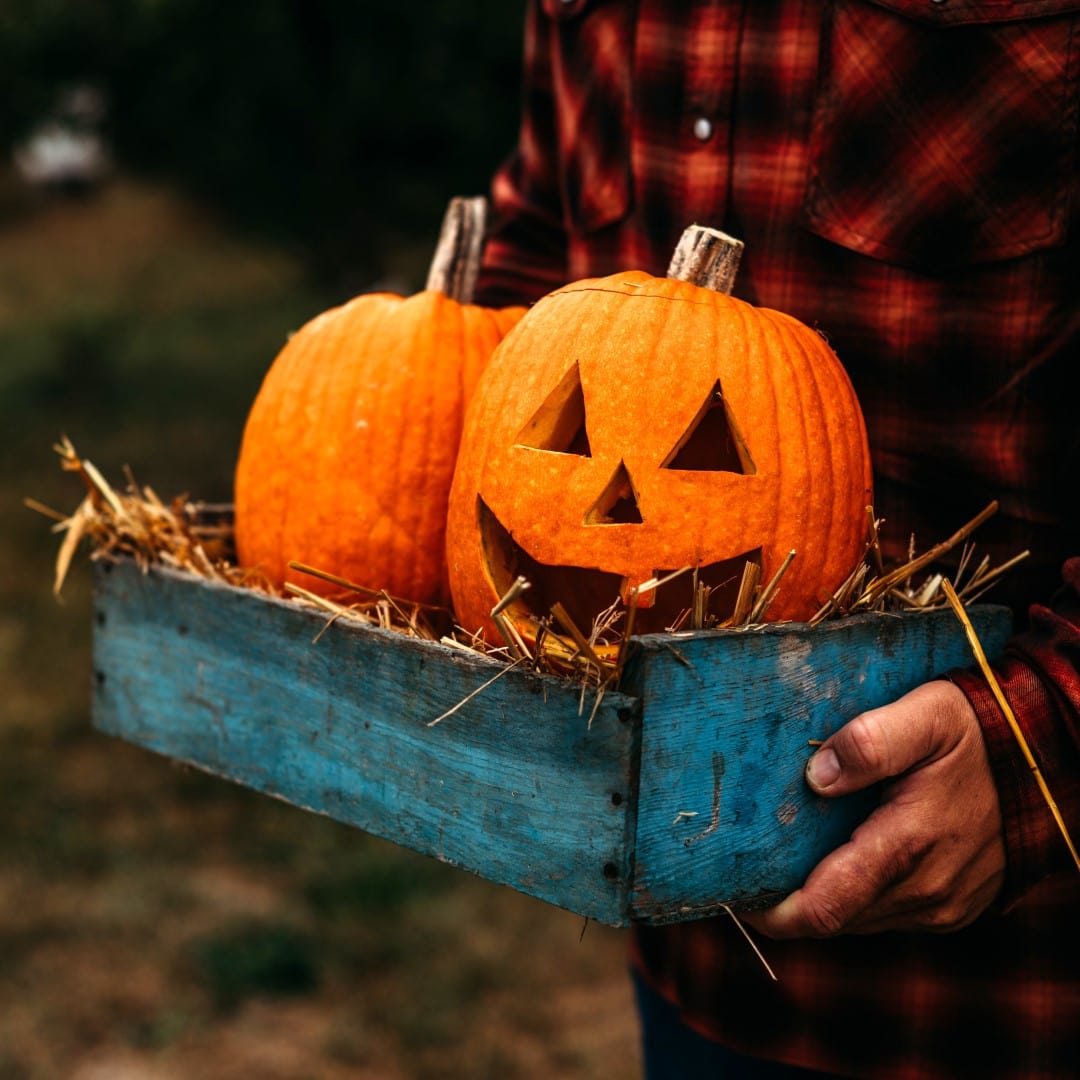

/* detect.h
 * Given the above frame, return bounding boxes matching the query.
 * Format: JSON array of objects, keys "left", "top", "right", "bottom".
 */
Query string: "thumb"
[{"left": 804, "top": 682, "right": 965, "bottom": 797}]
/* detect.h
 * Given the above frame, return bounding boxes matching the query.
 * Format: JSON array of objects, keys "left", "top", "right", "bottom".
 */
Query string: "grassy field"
[{"left": 0, "top": 173, "right": 641, "bottom": 1079}]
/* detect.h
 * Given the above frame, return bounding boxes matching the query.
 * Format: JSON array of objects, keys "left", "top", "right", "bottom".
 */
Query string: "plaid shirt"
[{"left": 476, "top": 2, "right": 1080, "bottom": 1076}]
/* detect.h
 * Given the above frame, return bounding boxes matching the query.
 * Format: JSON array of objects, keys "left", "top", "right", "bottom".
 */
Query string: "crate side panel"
[
  {"left": 92, "top": 562, "right": 639, "bottom": 925},
  {"left": 625, "top": 606, "right": 1012, "bottom": 922}
]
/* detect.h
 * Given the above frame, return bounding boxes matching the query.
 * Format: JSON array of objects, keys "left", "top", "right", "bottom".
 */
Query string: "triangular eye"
[
  {"left": 662, "top": 380, "right": 755, "bottom": 474},
  {"left": 515, "top": 361, "right": 591, "bottom": 456},
  {"left": 585, "top": 461, "right": 643, "bottom": 525}
]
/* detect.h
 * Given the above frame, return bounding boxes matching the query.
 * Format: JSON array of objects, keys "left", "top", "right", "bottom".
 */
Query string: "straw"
[{"left": 941, "top": 578, "right": 1080, "bottom": 874}]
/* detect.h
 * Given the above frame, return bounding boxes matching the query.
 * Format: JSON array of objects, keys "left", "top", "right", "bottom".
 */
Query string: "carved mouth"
[{"left": 477, "top": 497, "right": 761, "bottom": 638}]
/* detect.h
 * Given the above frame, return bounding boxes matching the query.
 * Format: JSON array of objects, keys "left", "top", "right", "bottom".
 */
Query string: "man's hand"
[{"left": 743, "top": 680, "right": 1006, "bottom": 938}]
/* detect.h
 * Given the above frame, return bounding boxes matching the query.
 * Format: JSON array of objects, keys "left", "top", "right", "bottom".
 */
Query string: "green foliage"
[{"left": 2, "top": 1, "right": 525, "bottom": 286}]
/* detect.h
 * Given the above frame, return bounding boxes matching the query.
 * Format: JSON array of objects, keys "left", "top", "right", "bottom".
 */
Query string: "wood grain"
[
  {"left": 93, "top": 560, "right": 1011, "bottom": 925},
  {"left": 93, "top": 560, "right": 639, "bottom": 925},
  {"left": 621, "top": 606, "right": 1012, "bottom": 919}
]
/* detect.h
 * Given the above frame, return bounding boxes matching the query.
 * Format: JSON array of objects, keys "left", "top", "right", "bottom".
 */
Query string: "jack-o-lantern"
[
  {"left": 234, "top": 197, "right": 525, "bottom": 606},
  {"left": 445, "top": 226, "right": 873, "bottom": 645}
]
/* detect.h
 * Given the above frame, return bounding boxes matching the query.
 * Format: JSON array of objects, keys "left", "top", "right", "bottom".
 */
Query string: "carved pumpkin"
[
  {"left": 446, "top": 227, "right": 873, "bottom": 644},
  {"left": 234, "top": 197, "right": 526, "bottom": 605}
]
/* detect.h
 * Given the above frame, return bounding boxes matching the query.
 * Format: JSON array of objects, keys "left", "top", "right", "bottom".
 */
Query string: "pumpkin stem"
[
  {"left": 425, "top": 195, "right": 488, "bottom": 304},
  {"left": 666, "top": 225, "right": 744, "bottom": 295}
]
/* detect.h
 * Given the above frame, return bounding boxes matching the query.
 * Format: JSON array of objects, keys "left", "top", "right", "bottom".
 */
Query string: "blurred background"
[{"left": 1, "top": 2, "right": 641, "bottom": 1076}]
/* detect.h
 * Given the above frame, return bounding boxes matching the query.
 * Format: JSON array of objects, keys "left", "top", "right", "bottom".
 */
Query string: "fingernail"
[{"left": 807, "top": 748, "right": 840, "bottom": 789}]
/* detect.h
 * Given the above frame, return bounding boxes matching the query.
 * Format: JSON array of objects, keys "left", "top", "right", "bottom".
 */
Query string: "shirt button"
[{"left": 693, "top": 117, "right": 714, "bottom": 141}]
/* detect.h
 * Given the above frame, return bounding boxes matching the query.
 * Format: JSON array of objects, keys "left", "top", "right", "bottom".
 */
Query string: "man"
[{"left": 474, "top": 3, "right": 1080, "bottom": 1076}]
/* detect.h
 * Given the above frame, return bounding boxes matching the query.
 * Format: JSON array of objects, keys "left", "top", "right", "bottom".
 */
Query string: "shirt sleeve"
[
  {"left": 950, "top": 557, "right": 1080, "bottom": 905},
  {"left": 474, "top": 1, "right": 571, "bottom": 308}
]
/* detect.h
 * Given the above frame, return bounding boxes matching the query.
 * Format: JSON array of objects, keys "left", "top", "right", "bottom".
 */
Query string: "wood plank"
[
  {"left": 623, "top": 605, "right": 1013, "bottom": 922},
  {"left": 92, "top": 559, "right": 1014, "bottom": 926},
  {"left": 92, "top": 560, "right": 641, "bottom": 926}
]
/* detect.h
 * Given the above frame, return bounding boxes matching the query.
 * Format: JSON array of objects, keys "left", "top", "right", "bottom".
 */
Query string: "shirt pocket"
[
  {"left": 540, "top": 0, "right": 634, "bottom": 233},
  {"left": 801, "top": 0, "right": 1080, "bottom": 271}
]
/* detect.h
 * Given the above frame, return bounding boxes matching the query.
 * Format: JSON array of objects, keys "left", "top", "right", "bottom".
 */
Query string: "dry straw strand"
[
  {"left": 36, "top": 438, "right": 263, "bottom": 596},
  {"left": 39, "top": 443, "right": 1033, "bottom": 712},
  {"left": 720, "top": 903, "right": 777, "bottom": 982},
  {"left": 941, "top": 578, "right": 1080, "bottom": 874},
  {"left": 427, "top": 658, "right": 529, "bottom": 727},
  {"left": 748, "top": 549, "right": 795, "bottom": 624}
]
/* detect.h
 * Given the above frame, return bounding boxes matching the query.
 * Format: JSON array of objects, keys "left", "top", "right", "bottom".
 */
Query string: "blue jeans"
[{"left": 633, "top": 970, "right": 837, "bottom": 1079}]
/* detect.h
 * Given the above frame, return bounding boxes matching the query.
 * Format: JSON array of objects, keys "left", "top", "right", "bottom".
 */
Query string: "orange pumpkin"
[
  {"left": 446, "top": 227, "right": 873, "bottom": 645},
  {"left": 234, "top": 197, "right": 526, "bottom": 605}
]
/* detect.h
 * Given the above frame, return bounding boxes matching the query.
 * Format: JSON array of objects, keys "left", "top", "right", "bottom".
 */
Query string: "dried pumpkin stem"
[
  {"left": 666, "top": 225, "right": 745, "bottom": 295},
  {"left": 425, "top": 195, "right": 488, "bottom": 304}
]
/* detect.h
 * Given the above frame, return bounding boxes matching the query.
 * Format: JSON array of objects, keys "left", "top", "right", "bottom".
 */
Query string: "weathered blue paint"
[
  {"left": 620, "top": 607, "right": 1012, "bottom": 921},
  {"left": 92, "top": 560, "right": 1011, "bottom": 927},
  {"left": 92, "top": 560, "right": 640, "bottom": 925}
]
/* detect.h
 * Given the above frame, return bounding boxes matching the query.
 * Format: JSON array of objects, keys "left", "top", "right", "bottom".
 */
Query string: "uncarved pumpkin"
[
  {"left": 446, "top": 227, "right": 873, "bottom": 645},
  {"left": 234, "top": 197, "right": 526, "bottom": 605}
]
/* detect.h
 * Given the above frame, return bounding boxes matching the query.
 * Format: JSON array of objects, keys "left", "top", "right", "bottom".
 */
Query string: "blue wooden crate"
[{"left": 91, "top": 558, "right": 1011, "bottom": 927}]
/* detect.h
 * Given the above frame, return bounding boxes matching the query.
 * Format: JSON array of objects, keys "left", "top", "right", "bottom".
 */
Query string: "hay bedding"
[
  {"left": 33, "top": 441, "right": 1080, "bottom": 902},
  {"left": 31, "top": 437, "right": 1025, "bottom": 691}
]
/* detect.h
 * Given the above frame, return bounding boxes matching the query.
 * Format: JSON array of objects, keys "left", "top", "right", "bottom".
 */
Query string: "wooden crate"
[{"left": 92, "top": 558, "right": 1011, "bottom": 927}]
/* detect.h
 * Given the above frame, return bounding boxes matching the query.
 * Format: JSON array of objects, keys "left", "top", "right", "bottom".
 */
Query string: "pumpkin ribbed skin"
[
  {"left": 446, "top": 271, "right": 873, "bottom": 643},
  {"left": 235, "top": 289, "right": 524, "bottom": 605}
]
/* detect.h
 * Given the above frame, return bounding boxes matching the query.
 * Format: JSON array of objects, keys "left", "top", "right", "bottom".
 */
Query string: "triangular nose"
[{"left": 585, "top": 460, "right": 643, "bottom": 525}]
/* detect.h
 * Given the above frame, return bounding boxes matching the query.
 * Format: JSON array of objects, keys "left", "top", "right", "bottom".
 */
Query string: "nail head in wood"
[{"left": 425, "top": 195, "right": 488, "bottom": 304}]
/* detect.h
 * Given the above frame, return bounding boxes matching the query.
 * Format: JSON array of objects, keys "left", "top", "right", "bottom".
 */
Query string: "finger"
[
  {"left": 746, "top": 891, "right": 937, "bottom": 939},
  {"left": 747, "top": 795, "right": 1001, "bottom": 939},
  {"left": 746, "top": 801, "right": 928, "bottom": 938},
  {"left": 806, "top": 681, "right": 969, "bottom": 798},
  {"left": 745, "top": 846, "right": 891, "bottom": 938}
]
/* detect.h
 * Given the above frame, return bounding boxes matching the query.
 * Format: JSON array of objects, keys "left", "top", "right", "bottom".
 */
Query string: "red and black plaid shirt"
[{"left": 477, "top": 2, "right": 1080, "bottom": 1076}]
